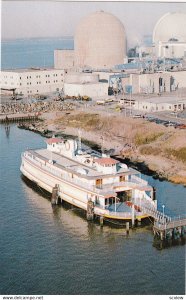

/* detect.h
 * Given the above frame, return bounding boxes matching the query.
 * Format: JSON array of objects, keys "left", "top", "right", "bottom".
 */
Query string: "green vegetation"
[
  {"left": 165, "top": 147, "right": 186, "bottom": 163},
  {"left": 135, "top": 132, "right": 163, "bottom": 146}
]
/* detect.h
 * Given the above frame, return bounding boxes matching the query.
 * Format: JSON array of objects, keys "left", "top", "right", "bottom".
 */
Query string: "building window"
[
  {"left": 20, "top": 83, "right": 22, "bottom": 86},
  {"left": 20, "top": 77, "right": 21, "bottom": 80},
  {"left": 169, "top": 106, "right": 171, "bottom": 110}
]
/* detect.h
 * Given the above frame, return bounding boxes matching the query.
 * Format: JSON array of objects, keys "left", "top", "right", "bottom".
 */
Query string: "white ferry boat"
[{"left": 20, "top": 136, "right": 157, "bottom": 224}]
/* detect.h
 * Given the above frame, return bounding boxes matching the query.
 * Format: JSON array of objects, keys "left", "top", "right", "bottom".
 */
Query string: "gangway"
[{"left": 132, "top": 198, "right": 186, "bottom": 241}]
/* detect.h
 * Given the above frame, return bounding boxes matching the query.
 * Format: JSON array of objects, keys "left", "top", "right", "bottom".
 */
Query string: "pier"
[
  {"left": 153, "top": 216, "right": 186, "bottom": 240},
  {"left": 0, "top": 113, "right": 39, "bottom": 123},
  {"left": 132, "top": 198, "right": 186, "bottom": 241}
]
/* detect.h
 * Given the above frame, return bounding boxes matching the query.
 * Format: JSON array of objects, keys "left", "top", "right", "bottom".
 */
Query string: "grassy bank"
[{"left": 44, "top": 111, "right": 186, "bottom": 185}]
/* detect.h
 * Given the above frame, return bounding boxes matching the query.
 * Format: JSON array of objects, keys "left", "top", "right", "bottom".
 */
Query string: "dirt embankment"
[{"left": 37, "top": 110, "right": 186, "bottom": 185}]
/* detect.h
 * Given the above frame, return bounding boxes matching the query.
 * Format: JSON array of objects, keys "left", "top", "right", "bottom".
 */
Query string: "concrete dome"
[
  {"left": 74, "top": 11, "right": 126, "bottom": 69},
  {"left": 153, "top": 12, "right": 186, "bottom": 43}
]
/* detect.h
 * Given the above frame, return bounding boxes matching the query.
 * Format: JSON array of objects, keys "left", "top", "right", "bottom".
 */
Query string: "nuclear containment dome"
[
  {"left": 153, "top": 12, "right": 186, "bottom": 58},
  {"left": 153, "top": 12, "right": 186, "bottom": 43},
  {"left": 74, "top": 11, "right": 126, "bottom": 69}
]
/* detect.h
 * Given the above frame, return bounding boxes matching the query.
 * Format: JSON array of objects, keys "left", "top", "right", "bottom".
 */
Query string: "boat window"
[
  {"left": 120, "top": 175, "right": 125, "bottom": 182},
  {"left": 96, "top": 179, "right": 102, "bottom": 188}
]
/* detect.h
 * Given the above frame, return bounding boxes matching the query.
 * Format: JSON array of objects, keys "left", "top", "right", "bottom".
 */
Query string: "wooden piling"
[
  {"left": 131, "top": 204, "right": 135, "bottom": 227},
  {"left": 87, "top": 199, "right": 94, "bottom": 221},
  {"left": 126, "top": 222, "right": 130, "bottom": 235},
  {"left": 137, "top": 217, "right": 141, "bottom": 226},
  {"left": 51, "top": 184, "right": 59, "bottom": 205},
  {"left": 100, "top": 216, "right": 104, "bottom": 227}
]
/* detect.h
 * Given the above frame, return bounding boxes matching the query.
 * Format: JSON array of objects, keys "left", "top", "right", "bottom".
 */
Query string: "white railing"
[
  {"left": 131, "top": 175, "right": 148, "bottom": 186},
  {"left": 25, "top": 154, "right": 103, "bottom": 194}
]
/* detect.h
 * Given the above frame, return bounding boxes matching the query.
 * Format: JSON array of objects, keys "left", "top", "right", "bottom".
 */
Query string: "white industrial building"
[
  {"left": 134, "top": 96, "right": 186, "bottom": 112},
  {"left": 121, "top": 71, "right": 186, "bottom": 95},
  {"left": 0, "top": 68, "right": 65, "bottom": 96},
  {"left": 153, "top": 12, "right": 186, "bottom": 58},
  {"left": 64, "top": 72, "right": 108, "bottom": 98}
]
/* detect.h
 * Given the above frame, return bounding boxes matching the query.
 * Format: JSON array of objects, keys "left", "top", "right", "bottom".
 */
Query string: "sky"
[{"left": 1, "top": 1, "right": 186, "bottom": 47}]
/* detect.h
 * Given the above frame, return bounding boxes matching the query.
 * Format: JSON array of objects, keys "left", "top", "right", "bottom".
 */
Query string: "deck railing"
[{"left": 24, "top": 153, "right": 153, "bottom": 198}]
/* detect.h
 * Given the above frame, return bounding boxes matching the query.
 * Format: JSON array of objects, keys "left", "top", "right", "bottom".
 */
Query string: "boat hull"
[{"left": 20, "top": 158, "right": 151, "bottom": 224}]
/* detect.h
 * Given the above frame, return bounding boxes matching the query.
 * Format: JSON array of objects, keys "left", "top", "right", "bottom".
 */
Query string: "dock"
[
  {"left": 153, "top": 217, "right": 186, "bottom": 240},
  {"left": 0, "top": 113, "right": 39, "bottom": 123},
  {"left": 132, "top": 198, "right": 186, "bottom": 241}
]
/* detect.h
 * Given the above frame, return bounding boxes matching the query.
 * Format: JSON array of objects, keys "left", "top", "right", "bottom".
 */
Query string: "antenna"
[
  {"left": 78, "top": 129, "right": 82, "bottom": 152},
  {"left": 101, "top": 136, "right": 104, "bottom": 155}
]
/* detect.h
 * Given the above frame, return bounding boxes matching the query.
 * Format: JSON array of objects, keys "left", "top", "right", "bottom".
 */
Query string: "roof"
[
  {"left": 2, "top": 68, "right": 63, "bottom": 73},
  {"left": 137, "top": 96, "right": 186, "bottom": 105},
  {"left": 95, "top": 157, "right": 119, "bottom": 165},
  {"left": 46, "top": 138, "right": 62, "bottom": 145}
]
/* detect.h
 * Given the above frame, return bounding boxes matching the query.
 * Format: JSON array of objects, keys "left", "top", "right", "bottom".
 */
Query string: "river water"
[
  {"left": 1, "top": 38, "right": 186, "bottom": 295},
  {"left": 0, "top": 124, "right": 185, "bottom": 295}
]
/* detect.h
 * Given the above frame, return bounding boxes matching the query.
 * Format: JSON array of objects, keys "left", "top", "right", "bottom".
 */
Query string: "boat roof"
[
  {"left": 95, "top": 157, "right": 119, "bottom": 165},
  {"left": 30, "top": 149, "right": 139, "bottom": 179},
  {"left": 46, "top": 138, "right": 63, "bottom": 145}
]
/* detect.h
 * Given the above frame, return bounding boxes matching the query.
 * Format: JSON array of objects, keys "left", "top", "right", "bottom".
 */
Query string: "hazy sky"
[{"left": 2, "top": 1, "right": 186, "bottom": 47}]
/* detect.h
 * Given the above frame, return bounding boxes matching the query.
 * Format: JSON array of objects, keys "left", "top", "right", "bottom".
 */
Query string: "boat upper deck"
[{"left": 29, "top": 148, "right": 139, "bottom": 179}]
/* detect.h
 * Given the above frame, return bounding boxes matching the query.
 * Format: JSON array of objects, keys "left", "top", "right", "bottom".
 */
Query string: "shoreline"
[{"left": 16, "top": 119, "right": 186, "bottom": 186}]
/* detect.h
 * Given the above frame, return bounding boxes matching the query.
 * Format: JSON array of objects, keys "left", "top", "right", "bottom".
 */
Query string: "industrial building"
[
  {"left": 1, "top": 10, "right": 186, "bottom": 101},
  {"left": 64, "top": 72, "right": 108, "bottom": 97},
  {"left": 153, "top": 12, "right": 186, "bottom": 59},
  {"left": 0, "top": 68, "right": 64, "bottom": 96},
  {"left": 133, "top": 96, "right": 186, "bottom": 112},
  {"left": 121, "top": 72, "right": 176, "bottom": 94}
]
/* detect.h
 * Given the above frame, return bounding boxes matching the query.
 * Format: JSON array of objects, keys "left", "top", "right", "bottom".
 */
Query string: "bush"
[
  {"left": 135, "top": 132, "right": 163, "bottom": 146},
  {"left": 165, "top": 147, "right": 186, "bottom": 163},
  {"left": 140, "top": 146, "right": 161, "bottom": 156}
]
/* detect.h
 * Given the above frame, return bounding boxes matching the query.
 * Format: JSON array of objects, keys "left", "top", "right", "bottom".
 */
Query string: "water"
[
  {"left": 1, "top": 37, "right": 74, "bottom": 70},
  {"left": 0, "top": 124, "right": 185, "bottom": 295},
  {"left": 1, "top": 38, "right": 185, "bottom": 295}
]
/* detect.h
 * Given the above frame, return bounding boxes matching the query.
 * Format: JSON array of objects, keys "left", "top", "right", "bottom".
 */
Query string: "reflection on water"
[{"left": 1, "top": 124, "right": 186, "bottom": 295}]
